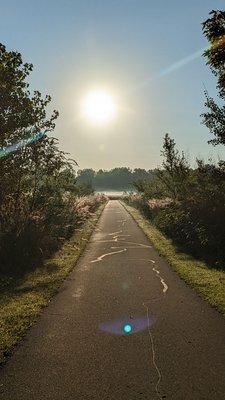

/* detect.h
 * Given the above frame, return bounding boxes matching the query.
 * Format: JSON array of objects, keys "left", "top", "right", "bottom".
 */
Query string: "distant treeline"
[{"left": 76, "top": 168, "right": 157, "bottom": 190}]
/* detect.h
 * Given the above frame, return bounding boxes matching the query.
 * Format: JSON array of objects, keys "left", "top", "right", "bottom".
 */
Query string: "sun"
[{"left": 81, "top": 90, "right": 117, "bottom": 124}]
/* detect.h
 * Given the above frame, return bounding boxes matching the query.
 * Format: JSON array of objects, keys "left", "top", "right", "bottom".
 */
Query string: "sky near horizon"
[{"left": 1, "top": 0, "right": 225, "bottom": 170}]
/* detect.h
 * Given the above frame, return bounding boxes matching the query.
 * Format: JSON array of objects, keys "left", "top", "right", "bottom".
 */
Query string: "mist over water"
[{"left": 96, "top": 189, "right": 135, "bottom": 197}]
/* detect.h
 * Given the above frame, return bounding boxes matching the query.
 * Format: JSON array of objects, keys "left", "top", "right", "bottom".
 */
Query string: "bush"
[
  {"left": 0, "top": 193, "right": 106, "bottom": 274},
  {"left": 125, "top": 160, "right": 225, "bottom": 267}
]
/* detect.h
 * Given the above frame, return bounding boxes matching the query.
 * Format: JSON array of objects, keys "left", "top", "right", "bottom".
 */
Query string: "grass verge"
[
  {"left": 0, "top": 204, "right": 105, "bottom": 365},
  {"left": 122, "top": 202, "right": 225, "bottom": 315}
]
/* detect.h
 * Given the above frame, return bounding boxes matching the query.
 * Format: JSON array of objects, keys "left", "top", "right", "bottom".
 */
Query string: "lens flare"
[
  {"left": 123, "top": 324, "right": 132, "bottom": 334},
  {"left": 99, "top": 315, "right": 154, "bottom": 336},
  {"left": 0, "top": 132, "right": 45, "bottom": 159},
  {"left": 131, "top": 46, "right": 206, "bottom": 93}
]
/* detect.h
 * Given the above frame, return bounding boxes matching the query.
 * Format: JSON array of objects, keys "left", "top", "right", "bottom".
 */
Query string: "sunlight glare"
[{"left": 81, "top": 90, "right": 117, "bottom": 124}]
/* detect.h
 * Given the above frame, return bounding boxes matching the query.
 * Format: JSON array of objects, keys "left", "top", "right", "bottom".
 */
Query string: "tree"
[
  {"left": 202, "top": 10, "right": 225, "bottom": 145},
  {"left": 158, "top": 134, "right": 189, "bottom": 200},
  {"left": 0, "top": 42, "right": 78, "bottom": 272},
  {"left": 0, "top": 42, "right": 60, "bottom": 210},
  {"left": 76, "top": 169, "right": 95, "bottom": 186}
]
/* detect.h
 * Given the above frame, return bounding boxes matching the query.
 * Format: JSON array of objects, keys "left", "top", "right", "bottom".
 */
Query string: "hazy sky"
[{"left": 1, "top": 0, "right": 225, "bottom": 169}]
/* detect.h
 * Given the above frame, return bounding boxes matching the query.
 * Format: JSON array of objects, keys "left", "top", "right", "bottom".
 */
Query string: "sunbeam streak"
[
  {"left": 131, "top": 46, "right": 206, "bottom": 93},
  {"left": 0, "top": 132, "right": 45, "bottom": 159}
]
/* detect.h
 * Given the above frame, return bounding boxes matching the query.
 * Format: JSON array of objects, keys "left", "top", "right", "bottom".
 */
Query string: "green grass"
[
  {"left": 0, "top": 204, "right": 105, "bottom": 365},
  {"left": 122, "top": 202, "right": 225, "bottom": 315}
]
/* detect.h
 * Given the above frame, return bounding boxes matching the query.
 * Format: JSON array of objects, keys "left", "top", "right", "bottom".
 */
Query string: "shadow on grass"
[
  {"left": 0, "top": 262, "right": 64, "bottom": 309},
  {"left": 134, "top": 204, "right": 225, "bottom": 271},
  {"left": 162, "top": 235, "right": 225, "bottom": 271},
  {"left": 0, "top": 252, "right": 67, "bottom": 298},
  {"left": 0, "top": 226, "right": 81, "bottom": 286},
  {"left": 14, "top": 277, "right": 60, "bottom": 296}
]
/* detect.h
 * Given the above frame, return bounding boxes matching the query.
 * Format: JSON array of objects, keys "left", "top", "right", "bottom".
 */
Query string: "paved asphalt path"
[{"left": 0, "top": 200, "right": 225, "bottom": 400}]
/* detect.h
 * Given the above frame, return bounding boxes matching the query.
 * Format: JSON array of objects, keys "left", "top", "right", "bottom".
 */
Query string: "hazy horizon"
[{"left": 1, "top": 0, "right": 225, "bottom": 169}]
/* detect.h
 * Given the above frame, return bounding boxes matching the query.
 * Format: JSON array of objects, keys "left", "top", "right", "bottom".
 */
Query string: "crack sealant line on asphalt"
[
  {"left": 113, "top": 234, "right": 131, "bottom": 237},
  {"left": 126, "top": 258, "right": 169, "bottom": 296},
  {"left": 108, "top": 230, "right": 123, "bottom": 236},
  {"left": 92, "top": 239, "right": 152, "bottom": 248},
  {"left": 143, "top": 302, "right": 163, "bottom": 400},
  {"left": 141, "top": 259, "right": 167, "bottom": 400},
  {"left": 153, "top": 267, "right": 168, "bottom": 294},
  {"left": 91, "top": 248, "right": 127, "bottom": 263},
  {"left": 143, "top": 260, "right": 168, "bottom": 400}
]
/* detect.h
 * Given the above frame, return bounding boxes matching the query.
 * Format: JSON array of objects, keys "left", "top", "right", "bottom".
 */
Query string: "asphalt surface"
[{"left": 0, "top": 200, "right": 225, "bottom": 400}]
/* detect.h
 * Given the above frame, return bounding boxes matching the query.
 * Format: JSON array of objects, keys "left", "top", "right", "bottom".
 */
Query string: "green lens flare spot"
[{"left": 123, "top": 324, "right": 132, "bottom": 334}]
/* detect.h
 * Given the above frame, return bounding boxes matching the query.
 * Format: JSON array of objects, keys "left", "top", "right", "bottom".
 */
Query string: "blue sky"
[{"left": 1, "top": 0, "right": 225, "bottom": 169}]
